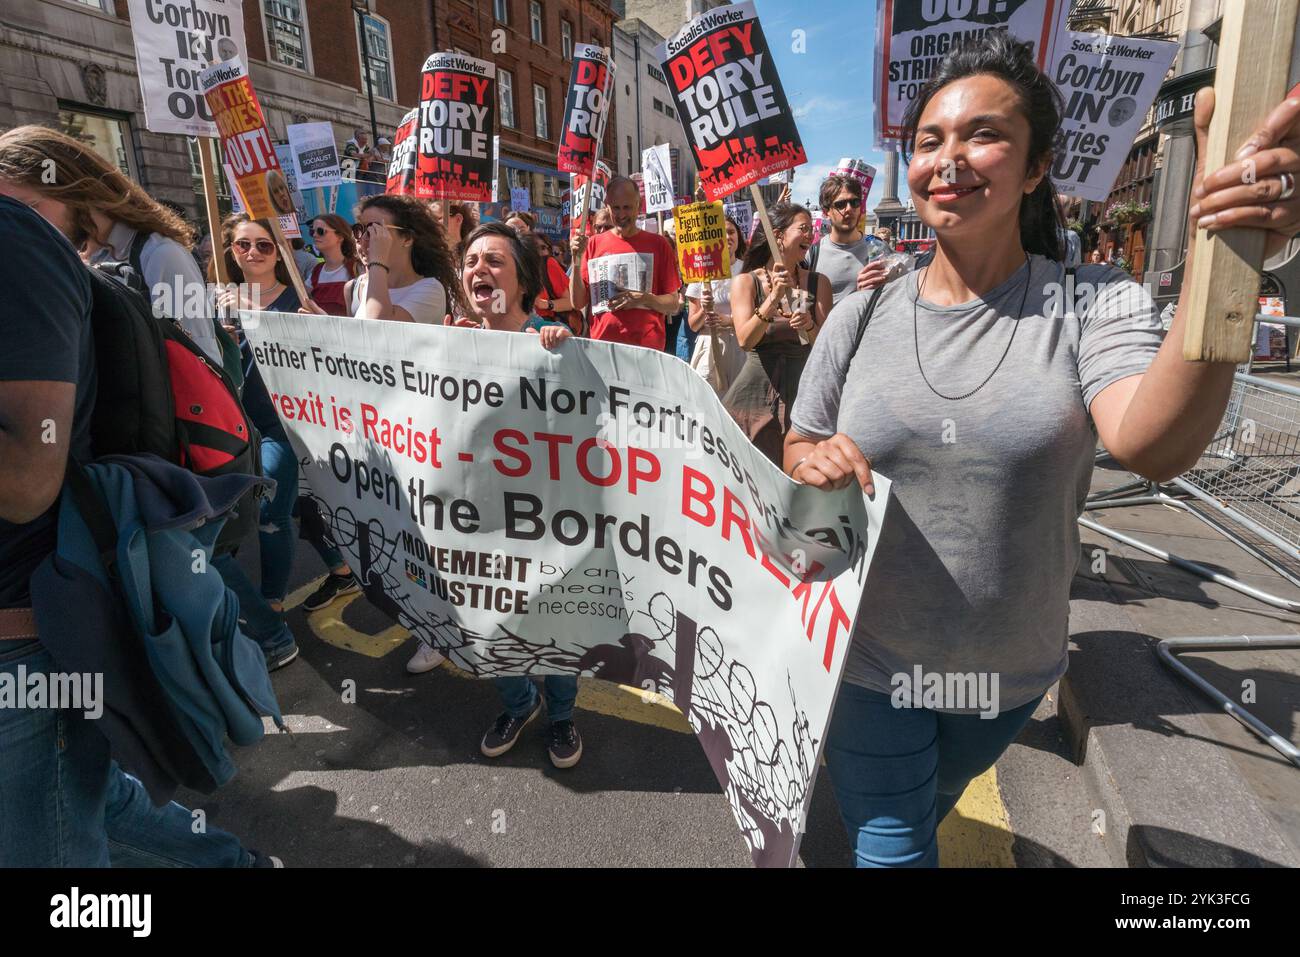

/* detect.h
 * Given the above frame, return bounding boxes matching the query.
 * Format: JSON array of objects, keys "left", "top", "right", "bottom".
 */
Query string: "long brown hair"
[
  {"left": 741, "top": 203, "right": 810, "bottom": 272},
  {"left": 0, "top": 124, "right": 194, "bottom": 250},
  {"left": 358, "top": 193, "right": 461, "bottom": 311},
  {"left": 219, "top": 214, "right": 295, "bottom": 289},
  {"left": 310, "top": 213, "right": 361, "bottom": 277}
]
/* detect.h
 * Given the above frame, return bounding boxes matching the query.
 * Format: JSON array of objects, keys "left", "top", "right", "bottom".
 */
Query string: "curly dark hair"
[
  {"left": 356, "top": 193, "right": 462, "bottom": 310},
  {"left": 461, "top": 221, "right": 544, "bottom": 316}
]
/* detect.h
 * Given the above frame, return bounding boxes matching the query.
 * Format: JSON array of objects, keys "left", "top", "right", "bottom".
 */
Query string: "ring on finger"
[{"left": 1281, "top": 171, "right": 1297, "bottom": 201}]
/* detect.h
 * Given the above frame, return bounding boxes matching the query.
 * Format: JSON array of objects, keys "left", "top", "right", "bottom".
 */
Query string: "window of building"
[
  {"left": 530, "top": 2, "right": 544, "bottom": 43},
  {"left": 534, "top": 83, "right": 549, "bottom": 140},
  {"left": 652, "top": 98, "right": 662, "bottom": 113},
  {"left": 263, "top": 0, "right": 310, "bottom": 72},
  {"left": 71, "top": 0, "right": 112, "bottom": 11},
  {"left": 58, "top": 107, "right": 134, "bottom": 179},
  {"left": 494, "top": 0, "right": 509, "bottom": 24},
  {"left": 627, "top": 136, "right": 633, "bottom": 174},
  {"left": 499, "top": 68, "right": 516, "bottom": 128},
  {"left": 357, "top": 13, "right": 395, "bottom": 101},
  {"left": 664, "top": 104, "right": 674, "bottom": 120},
  {"left": 561, "top": 20, "right": 573, "bottom": 59}
]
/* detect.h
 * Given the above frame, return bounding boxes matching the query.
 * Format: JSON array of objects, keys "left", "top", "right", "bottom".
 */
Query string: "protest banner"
[
  {"left": 125, "top": 0, "right": 247, "bottom": 137},
  {"left": 558, "top": 44, "right": 616, "bottom": 178},
  {"left": 201, "top": 57, "right": 309, "bottom": 300},
  {"left": 657, "top": 1, "right": 806, "bottom": 203},
  {"left": 491, "top": 134, "right": 501, "bottom": 201},
  {"left": 272, "top": 144, "right": 305, "bottom": 237},
  {"left": 510, "top": 187, "right": 532, "bottom": 214},
  {"left": 287, "top": 122, "right": 343, "bottom": 191},
  {"left": 416, "top": 52, "right": 497, "bottom": 203},
  {"left": 224, "top": 162, "right": 300, "bottom": 240},
  {"left": 874, "top": 0, "right": 1070, "bottom": 144},
  {"left": 386, "top": 108, "right": 419, "bottom": 196},
  {"left": 563, "top": 160, "right": 612, "bottom": 236},
  {"left": 1048, "top": 32, "right": 1177, "bottom": 202},
  {"left": 244, "top": 312, "right": 890, "bottom": 867},
  {"left": 832, "top": 157, "right": 876, "bottom": 196},
  {"left": 723, "top": 199, "right": 755, "bottom": 243},
  {"left": 642, "top": 143, "right": 675, "bottom": 215},
  {"left": 676, "top": 201, "right": 732, "bottom": 284}
]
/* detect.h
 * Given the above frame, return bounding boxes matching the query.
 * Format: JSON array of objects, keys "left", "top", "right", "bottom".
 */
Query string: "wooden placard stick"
[
  {"left": 197, "top": 137, "right": 228, "bottom": 285},
  {"left": 266, "top": 214, "right": 312, "bottom": 307},
  {"left": 1182, "top": 0, "right": 1299, "bottom": 363},
  {"left": 750, "top": 183, "right": 815, "bottom": 345}
]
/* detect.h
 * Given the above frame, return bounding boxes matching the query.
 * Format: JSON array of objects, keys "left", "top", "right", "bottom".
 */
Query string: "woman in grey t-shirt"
[{"left": 785, "top": 34, "right": 1300, "bottom": 867}]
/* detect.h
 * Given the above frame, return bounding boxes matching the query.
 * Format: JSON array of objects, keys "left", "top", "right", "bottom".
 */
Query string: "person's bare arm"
[
  {"left": 0, "top": 380, "right": 75, "bottom": 523},
  {"left": 568, "top": 233, "right": 589, "bottom": 311},
  {"left": 783, "top": 428, "right": 875, "bottom": 494}
]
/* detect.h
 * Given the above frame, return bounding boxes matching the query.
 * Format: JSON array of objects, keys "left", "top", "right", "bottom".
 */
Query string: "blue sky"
[{"left": 756, "top": 0, "right": 908, "bottom": 212}]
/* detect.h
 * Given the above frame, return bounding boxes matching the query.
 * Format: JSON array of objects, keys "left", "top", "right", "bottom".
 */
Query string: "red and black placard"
[
  {"left": 656, "top": 1, "right": 806, "bottom": 202},
  {"left": 557, "top": 44, "right": 615, "bottom": 177},
  {"left": 415, "top": 52, "right": 496, "bottom": 203}
]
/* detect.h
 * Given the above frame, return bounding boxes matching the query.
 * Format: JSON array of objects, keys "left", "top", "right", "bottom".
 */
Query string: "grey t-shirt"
[
  {"left": 790, "top": 255, "right": 1162, "bottom": 711},
  {"left": 814, "top": 235, "right": 873, "bottom": 305}
]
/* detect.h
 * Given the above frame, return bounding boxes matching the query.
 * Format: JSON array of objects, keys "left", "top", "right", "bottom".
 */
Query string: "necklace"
[{"left": 913, "top": 254, "right": 1031, "bottom": 402}]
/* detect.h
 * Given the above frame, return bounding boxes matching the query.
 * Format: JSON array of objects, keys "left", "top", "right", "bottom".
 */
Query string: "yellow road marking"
[
  {"left": 938, "top": 767, "right": 1016, "bottom": 867},
  {"left": 292, "top": 585, "right": 1016, "bottom": 865}
]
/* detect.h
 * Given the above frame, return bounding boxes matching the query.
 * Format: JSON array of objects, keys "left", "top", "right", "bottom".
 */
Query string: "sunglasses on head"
[
  {"left": 831, "top": 198, "right": 863, "bottom": 212},
  {"left": 232, "top": 238, "right": 276, "bottom": 254},
  {"left": 351, "top": 222, "right": 407, "bottom": 239}
]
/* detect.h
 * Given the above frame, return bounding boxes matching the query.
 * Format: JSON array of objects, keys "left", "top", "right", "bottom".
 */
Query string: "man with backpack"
[
  {"left": 0, "top": 192, "right": 278, "bottom": 867},
  {"left": 806, "top": 174, "right": 891, "bottom": 306}
]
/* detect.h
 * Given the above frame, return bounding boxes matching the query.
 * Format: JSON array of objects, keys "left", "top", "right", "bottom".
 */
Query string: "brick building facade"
[{"left": 1, "top": 0, "right": 615, "bottom": 240}]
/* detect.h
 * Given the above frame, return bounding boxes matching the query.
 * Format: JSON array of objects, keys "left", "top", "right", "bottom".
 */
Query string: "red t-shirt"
[
  {"left": 535, "top": 257, "right": 570, "bottom": 320},
  {"left": 581, "top": 229, "right": 680, "bottom": 349}
]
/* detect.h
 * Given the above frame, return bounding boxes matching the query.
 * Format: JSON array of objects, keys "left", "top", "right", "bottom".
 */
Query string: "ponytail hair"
[{"left": 900, "top": 31, "right": 1065, "bottom": 261}]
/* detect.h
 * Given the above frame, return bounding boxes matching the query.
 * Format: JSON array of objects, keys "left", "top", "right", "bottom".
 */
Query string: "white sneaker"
[{"left": 406, "top": 643, "right": 445, "bottom": 674}]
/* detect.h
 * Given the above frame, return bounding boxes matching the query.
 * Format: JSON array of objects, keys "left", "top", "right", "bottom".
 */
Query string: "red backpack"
[{"left": 87, "top": 240, "right": 260, "bottom": 550}]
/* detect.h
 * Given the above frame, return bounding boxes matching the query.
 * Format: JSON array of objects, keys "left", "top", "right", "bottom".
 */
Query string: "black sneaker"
[
  {"left": 302, "top": 572, "right": 360, "bottom": 612},
  {"left": 480, "top": 698, "right": 542, "bottom": 758},
  {"left": 547, "top": 720, "right": 583, "bottom": 769},
  {"left": 247, "top": 849, "right": 284, "bottom": 868},
  {"left": 265, "top": 642, "right": 299, "bottom": 672}
]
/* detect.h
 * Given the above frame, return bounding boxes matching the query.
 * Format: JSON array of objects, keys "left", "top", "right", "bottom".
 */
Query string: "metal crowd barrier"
[{"left": 1081, "top": 313, "right": 1300, "bottom": 767}]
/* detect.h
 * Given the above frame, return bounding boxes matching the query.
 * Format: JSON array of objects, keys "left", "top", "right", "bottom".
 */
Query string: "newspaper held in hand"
[{"left": 590, "top": 252, "right": 651, "bottom": 315}]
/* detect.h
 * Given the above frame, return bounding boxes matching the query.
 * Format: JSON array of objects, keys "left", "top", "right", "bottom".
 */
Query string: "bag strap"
[
  {"left": 805, "top": 267, "right": 818, "bottom": 297},
  {"left": 128, "top": 230, "right": 149, "bottom": 281},
  {"left": 808, "top": 238, "right": 821, "bottom": 275},
  {"left": 64, "top": 459, "right": 119, "bottom": 578},
  {"left": 849, "top": 283, "right": 887, "bottom": 361}
]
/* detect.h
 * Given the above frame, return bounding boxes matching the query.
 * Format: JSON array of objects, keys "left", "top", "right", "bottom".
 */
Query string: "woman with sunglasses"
[
  {"left": 725, "top": 202, "right": 832, "bottom": 465},
  {"left": 211, "top": 214, "right": 303, "bottom": 671},
  {"left": 304, "top": 214, "right": 361, "bottom": 316},
  {"left": 325, "top": 194, "right": 456, "bottom": 325}
]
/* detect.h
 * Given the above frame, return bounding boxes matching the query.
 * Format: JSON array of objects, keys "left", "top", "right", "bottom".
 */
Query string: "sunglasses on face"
[
  {"left": 232, "top": 238, "right": 276, "bottom": 254},
  {"left": 831, "top": 198, "right": 863, "bottom": 212},
  {"left": 311, "top": 226, "right": 333, "bottom": 238},
  {"left": 593, "top": 225, "right": 611, "bottom": 233}
]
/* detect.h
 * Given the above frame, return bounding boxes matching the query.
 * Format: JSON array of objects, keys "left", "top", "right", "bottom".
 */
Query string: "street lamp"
[{"left": 352, "top": 0, "right": 381, "bottom": 149}]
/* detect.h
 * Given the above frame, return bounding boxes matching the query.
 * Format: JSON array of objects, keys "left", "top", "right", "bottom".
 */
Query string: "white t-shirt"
[
  {"left": 351, "top": 274, "right": 446, "bottom": 324},
  {"left": 308, "top": 263, "right": 351, "bottom": 293},
  {"left": 685, "top": 261, "right": 744, "bottom": 316}
]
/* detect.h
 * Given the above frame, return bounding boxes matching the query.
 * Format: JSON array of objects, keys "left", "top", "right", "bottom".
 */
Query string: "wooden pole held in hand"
[
  {"left": 198, "top": 138, "right": 228, "bottom": 285},
  {"left": 1181, "top": 0, "right": 1299, "bottom": 363}
]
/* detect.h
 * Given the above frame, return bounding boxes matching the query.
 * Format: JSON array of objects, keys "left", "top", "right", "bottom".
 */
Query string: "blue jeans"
[
  {"left": 494, "top": 675, "right": 578, "bottom": 724},
  {"left": 212, "top": 553, "right": 295, "bottom": 658},
  {"left": 823, "top": 682, "right": 1043, "bottom": 868},
  {"left": 256, "top": 430, "right": 299, "bottom": 603},
  {"left": 0, "top": 640, "right": 251, "bottom": 867}
]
